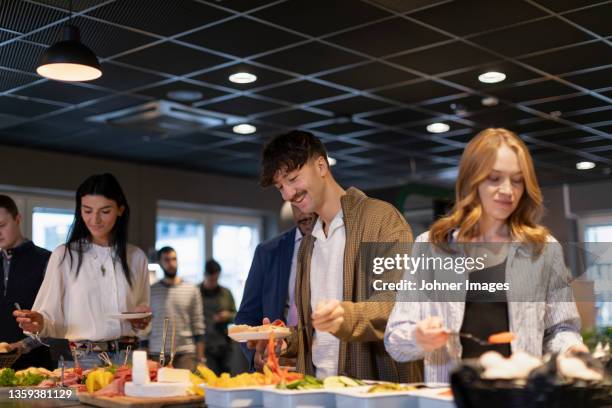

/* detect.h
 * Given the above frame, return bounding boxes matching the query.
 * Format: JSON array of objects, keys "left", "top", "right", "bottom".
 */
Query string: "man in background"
[
  {"left": 236, "top": 204, "right": 315, "bottom": 370},
  {"left": 146, "top": 246, "right": 205, "bottom": 370},
  {"left": 200, "top": 260, "right": 236, "bottom": 375},
  {"left": 0, "top": 194, "right": 54, "bottom": 370}
]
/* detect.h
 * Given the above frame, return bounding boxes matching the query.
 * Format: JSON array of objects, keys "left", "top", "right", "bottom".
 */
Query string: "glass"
[{"left": 155, "top": 217, "right": 205, "bottom": 284}]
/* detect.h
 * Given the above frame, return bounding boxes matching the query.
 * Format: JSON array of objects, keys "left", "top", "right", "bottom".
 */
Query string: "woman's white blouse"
[{"left": 33, "top": 243, "right": 150, "bottom": 341}]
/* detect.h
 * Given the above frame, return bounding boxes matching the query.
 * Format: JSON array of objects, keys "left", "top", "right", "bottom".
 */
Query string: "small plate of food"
[
  {"left": 106, "top": 312, "right": 152, "bottom": 320},
  {"left": 228, "top": 320, "right": 291, "bottom": 342}
]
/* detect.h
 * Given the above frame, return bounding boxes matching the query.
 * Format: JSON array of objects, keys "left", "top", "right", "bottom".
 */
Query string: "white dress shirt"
[
  {"left": 310, "top": 209, "right": 345, "bottom": 379},
  {"left": 33, "top": 242, "right": 150, "bottom": 341}
]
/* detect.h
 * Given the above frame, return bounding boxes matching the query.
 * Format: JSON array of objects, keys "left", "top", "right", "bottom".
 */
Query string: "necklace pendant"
[{"left": 101, "top": 265, "right": 106, "bottom": 274}]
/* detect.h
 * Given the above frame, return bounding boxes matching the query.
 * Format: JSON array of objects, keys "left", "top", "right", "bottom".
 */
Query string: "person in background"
[
  {"left": 235, "top": 204, "right": 315, "bottom": 370},
  {"left": 385, "top": 128, "right": 587, "bottom": 383},
  {"left": 145, "top": 246, "right": 205, "bottom": 371},
  {"left": 251, "top": 130, "right": 423, "bottom": 382},
  {"left": 0, "top": 195, "right": 54, "bottom": 370},
  {"left": 14, "top": 173, "right": 151, "bottom": 369},
  {"left": 200, "top": 260, "right": 236, "bottom": 375}
]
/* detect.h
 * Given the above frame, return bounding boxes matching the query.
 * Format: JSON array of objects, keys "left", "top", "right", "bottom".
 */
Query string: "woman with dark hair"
[{"left": 14, "top": 174, "right": 151, "bottom": 368}]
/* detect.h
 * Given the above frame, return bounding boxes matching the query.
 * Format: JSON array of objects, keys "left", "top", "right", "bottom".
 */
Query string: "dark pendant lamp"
[{"left": 36, "top": 0, "right": 102, "bottom": 81}]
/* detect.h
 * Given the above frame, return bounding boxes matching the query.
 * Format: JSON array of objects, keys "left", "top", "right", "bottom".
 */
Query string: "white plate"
[
  {"left": 228, "top": 329, "right": 291, "bottom": 342},
  {"left": 107, "top": 312, "right": 152, "bottom": 320}
]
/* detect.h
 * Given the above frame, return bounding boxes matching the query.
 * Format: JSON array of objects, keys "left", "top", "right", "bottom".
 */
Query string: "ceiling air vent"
[{"left": 86, "top": 100, "right": 240, "bottom": 134}]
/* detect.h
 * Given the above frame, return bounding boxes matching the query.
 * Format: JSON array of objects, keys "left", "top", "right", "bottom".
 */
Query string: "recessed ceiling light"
[
  {"left": 233, "top": 124, "right": 256, "bottom": 134},
  {"left": 166, "top": 90, "right": 203, "bottom": 102},
  {"left": 478, "top": 71, "right": 506, "bottom": 84},
  {"left": 229, "top": 72, "right": 257, "bottom": 84},
  {"left": 481, "top": 96, "right": 499, "bottom": 107},
  {"left": 327, "top": 156, "right": 337, "bottom": 166},
  {"left": 427, "top": 122, "right": 450, "bottom": 133},
  {"left": 576, "top": 161, "right": 595, "bottom": 170}
]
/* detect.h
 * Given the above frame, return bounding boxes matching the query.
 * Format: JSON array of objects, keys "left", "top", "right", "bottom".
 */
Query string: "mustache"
[{"left": 290, "top": 190, "right": 306, "bottom": 202}]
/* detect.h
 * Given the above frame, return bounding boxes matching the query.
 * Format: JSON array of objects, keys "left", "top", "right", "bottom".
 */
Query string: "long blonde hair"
[{"left": 430, "top": 128, "right": 549, "bottom": 253}]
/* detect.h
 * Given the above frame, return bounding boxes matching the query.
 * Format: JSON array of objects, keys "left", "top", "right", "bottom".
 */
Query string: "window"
[
  {"left": 211, "top": 216, "right": 261, "bottom": 307},
  {"left": 581, "top": 214, "right": 612, "bottom": 327},
  {"left": 155, "top": 206, "right": 262, "bottom": 303},
  {"left": 32, "top": 208, "right": 74, "bottom": 251},
  {"left": 155, "top": 217, "right": 205, "bottom": 284}
]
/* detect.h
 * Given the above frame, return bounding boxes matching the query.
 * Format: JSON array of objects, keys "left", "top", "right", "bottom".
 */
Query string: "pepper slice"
[{"left": 488, "top": 331, "right": 516, "bottom": 344}]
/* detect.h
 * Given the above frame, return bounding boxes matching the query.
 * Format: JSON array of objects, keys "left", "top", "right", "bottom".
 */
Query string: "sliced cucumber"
[{"left": 338, "top": 376, "right": 360, "bottom": 387}]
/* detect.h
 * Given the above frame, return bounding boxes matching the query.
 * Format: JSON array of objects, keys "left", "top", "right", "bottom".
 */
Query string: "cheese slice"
[
  {"left": 124, "top": 382, "right": 190, "bottom": 398},
  {"left": 157, "top": 367, "right": 190, "bottom": 383}
]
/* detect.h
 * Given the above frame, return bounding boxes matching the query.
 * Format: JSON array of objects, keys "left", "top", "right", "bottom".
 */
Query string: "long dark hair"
[{"left": 64, "top": 173, "right": 132, "bottom": 286}]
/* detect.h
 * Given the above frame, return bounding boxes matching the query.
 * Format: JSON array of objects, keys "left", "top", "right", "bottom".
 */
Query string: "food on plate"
[
  {"left": 124, "top": 382, "right": 190, "bottom": 398},
  {"left": 207, "top": 372, "right": 267, "bottom": 388},
  {"left": 207, "top": 332, "right": 304, "bottom": 388},
  {"left": 322, "top": 376, "right": 363, "bottom": 389},
  {"left": 480, "top": 351, "right": 542, "bottom": 380},
  {"left": 189, "top": 372, "right": 205, "bottom": 396},
  {"left": 366, "top": 383, "right": 422, "bottom": 393},
  {"left": 557, "top": 354, "right": 603, "bottom": 381},
  {"left": 438, "top": 389, "right": 453, "bottom": 397},
  {"left": 16, "top": 367, "right": 54, "bottom": 377},
  {"left": 196, "top": 364, "right": 218, "bottom": 384},
  {"left": 276, "top": 375, "right": 364, "bottom": 390},
  {"left": 86, "top": 369, "right": 114, "bottom": 393},
  {"left": 488, "top": 331, "right": 516, "bottom": 344},
  {"left": 277, "top": 375, "right": 322, "bottom": 390},
  {"left": 265, "top": 332, "right": 303, "bottom": 385},
  {"left": 91, "top": 360, "right": 159, "bottom": 397},
  {"left": 228, "top": 319, "right": 289, "bottom": 334},
  {"left": 157, "top": 367, "right": 190, "bottom": 383},
  {"left": 0, "top": 368, "right": 47, "bottom": 387},
  {"left": 0, "top": 342, "right": 12, "bottom": 353}
]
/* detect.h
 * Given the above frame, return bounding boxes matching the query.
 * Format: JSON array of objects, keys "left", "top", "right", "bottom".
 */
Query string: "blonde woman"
[{"left": 384, "top": 128, "right": 586, "bottom": 383}]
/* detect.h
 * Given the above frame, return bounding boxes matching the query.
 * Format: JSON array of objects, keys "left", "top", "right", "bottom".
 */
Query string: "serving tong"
[
  {"left": 158, "top": 317, "right": 177, "bottom": 367},
  {"left": 159, "top": 317, "right": 169, "bottom": 367},
  {"left": 98, "top": 351, "right": 113, "bottom": 366},
  {"left": 123, "top": 345, "right": 132, "bottom": 366},
  {"left": 168, "top": 319, "right": 176, "bottom": 367}
]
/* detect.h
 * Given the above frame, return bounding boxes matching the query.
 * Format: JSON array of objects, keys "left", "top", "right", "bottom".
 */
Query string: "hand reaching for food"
[{"left": 415, "top": 316, "right": 449, "bottom": 352}]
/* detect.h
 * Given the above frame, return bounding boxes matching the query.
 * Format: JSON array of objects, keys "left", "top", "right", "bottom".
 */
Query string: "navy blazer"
[{"left": 235, "top": 227, "right": 296, "bottom": 368}]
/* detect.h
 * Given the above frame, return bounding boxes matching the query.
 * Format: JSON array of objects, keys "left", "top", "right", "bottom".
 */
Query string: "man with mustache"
[
  {"left": 145, "top": 246, "right": 205, "bottom": 370},
  {"left": 249, "top": 130, "right": 422, "bottom": 382},
  {"left": 236, "top": 204, "right": 316, "bottom": 371}
]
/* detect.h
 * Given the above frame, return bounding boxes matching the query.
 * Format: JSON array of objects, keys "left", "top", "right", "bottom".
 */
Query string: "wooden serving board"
[{"left": 78, "top": 393, "right": 204, "bottom": 408}]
